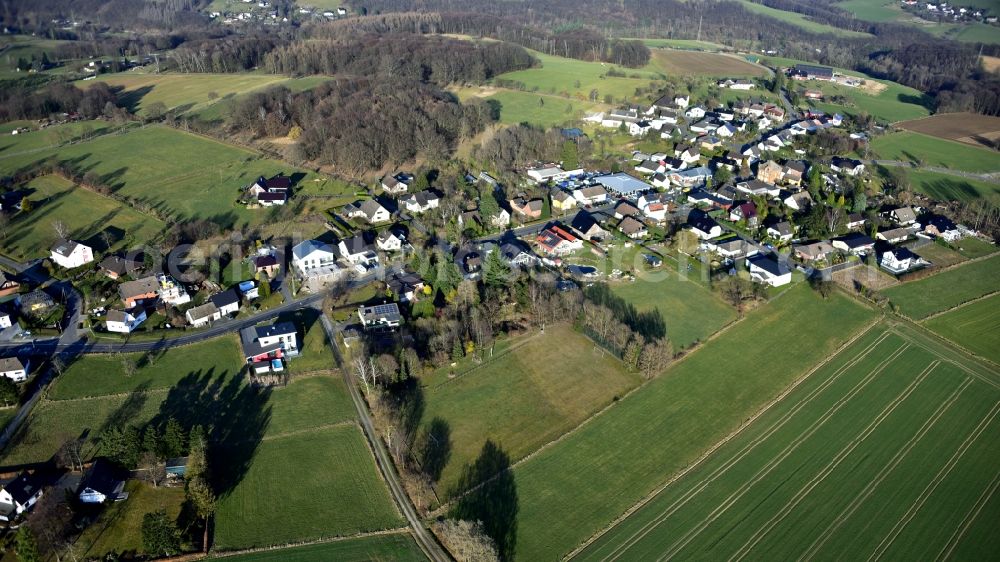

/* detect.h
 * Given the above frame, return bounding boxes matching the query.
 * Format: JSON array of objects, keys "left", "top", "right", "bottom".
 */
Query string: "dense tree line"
[
  {"left": 228, "top": 78, "right": 496, "bottom": 174},
  {"left": 0, "top": 0, "right": 210, "bottom": 31},
  {"left": 312, "top": 11, "right": 650, "bottom": 67},
  {"left": 173, "top": 35, "right": 284, "bottom": 72},
  {"left": 0, "top": 81, "right": 117, "bottom": 121},
  {"left": 263, "top": 34, "right": 535, "bottom": 83}
]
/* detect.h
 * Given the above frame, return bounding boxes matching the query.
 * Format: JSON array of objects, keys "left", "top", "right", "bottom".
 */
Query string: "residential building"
[
  {"left": 50, "top": 239, "right": 94, "bottom": 269},
  {"left": 707, "top": 237, "right": 759, "bottom": 259},
  {"left": 186, "top": 302, "right": 221, "bottom": 328},
  {"left": 78, "top": 459, "right": 126, "bottom": 504},
  {"left": 381, "top": 173, "right": 412, "bottom": 194},
  {"left": 794, "top": 240, "right": 836, "bottom": 262},
  {"left": 241, "top": 321, "right": 298, "bottom": 374},
  {"left": 570, "top": 210, "right": 608, "bottom": 241},
  {"left": 358, "top": 303, "right": 402, "bottom": 331},
  {"left": 888, "top": 206, "right": 917, "bottom": 225},
  {"left": 783, "top": 190, "right": 814, "bottom": 211},
  {"left": 573, "top": 185, "right": 609, "bottom": 206},
  {"left": 106, "top": 308, "right": 146, "bottom": 334},
  {"left": 669, "top": 166, "right": 712, "bottom": 188},
  {"left": 0, "top": 272, "right": 19, "bottom": 298},
  {"left": 338, "top": 234, "right": 379, "bottom": 268},
  {"left": 500, "top": 241, "right": 536, "bottom": 267},
  {"left": 877, "top": 227, "right": 913, "bottom": 244},
  {"left": 510, "top": 198, "right": 544, "bottom": 220},
  {"left": 0, "top": 357, "right": 29, "bottom": 382},
  {"left": 17, "top": 290, "right": 54, "bottom": 315},
  {"left": 687, "top": 210, "right": 723, "bottom": 240},
  {"left": 210, "top": 288, "right": 241, "bottom": 316},
  {"left": 387, "top": 271, "right": 425, "bottom": 302},
  {"left": 377, "top": 229, "right": 405, "bottom": 252},
  {"left": 253, "top": 254, "right": 280, "bottom": 278},
  {"left": 832, "top": 233, "right": 876, "bottom": 255},
  {"left": 292, "top": 240, "right": 337, "bottom": 274},
  {"left": 846, "top": 213, "right": 866, "bottom": 230},
  {"left": 730, "top": 202, "right": 759, "bottom": 227},
  {"left": 400, "top": 190, "right": 440, "bottom": 214},
  {"left": 748, "top": 254, "right": 791, "bottom": 286},
  {"left": 766, "top": 221, "right": 794, "bottom": 242},
  {"left": 99, "top": 255, "right": 140, "bottom": 280},
  {"left": 0, "top": 472, "right": 43, "bottom": 521},
  {"left": 757, "top": 160, "right": 784, "bottom": 184},
  {"left": 924, "top": 215, "right": 962, "bottom": 242},
  {"left": 830, "top": 157, "right": 865, "bottom": 176},
  {"left": 550, "top": 189, "right": 577, "bottom": 213},
  {"left": 881, "top": 247, "right": 928, "bottom": 275},
  {"left": 536, "top": 225, "right": 584, "bottom": 256},
  {"left": 0, "top": 311, "right": 11, "bottom": 329},
  {"left": 738, "top": 179, "right": 780, "bottom": 198},
  {"left": 618, "top": 216, "right": 647, "bottom": 239},
  {"left": 343, "top": 199, "right": 391, "bottom": 224}
]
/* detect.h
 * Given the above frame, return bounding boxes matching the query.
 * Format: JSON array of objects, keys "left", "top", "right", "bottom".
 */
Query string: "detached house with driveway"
[
  {"left": 186, "top": 302, "right": 221, "bottom": 328},
  {"left": 0, "top": 471, "right": 43, "bottom": 521},
  {"left": 748, "top": 254, "right": 791, "bottom": 287},
  {"left": 344, "top": 199, "right": 391, "bottom": 224},
  {"left": 106, "top": 308, "right": 146, "bottom": 334},
  {"left": 0, "top": 357, "right": 29, "bottom": 382},
  {"left": 50, "top": 239, "right": 94, "bottom": 269},
  {"left": 241, "top": 321, "right": 298, "bottom": 374}
]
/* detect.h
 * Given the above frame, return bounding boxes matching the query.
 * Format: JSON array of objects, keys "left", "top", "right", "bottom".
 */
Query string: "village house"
[
  {"left": 500, "top": 241, "right": 536, "bottom": 267},
  {"left": 791, "top": 64, "right": 834, "bottom": 81},
  {"left": 923, "top": 215, "right": 962, "bottom": 242},
  {"left": 210, "top": 288, "right": 241, "bottom": 316},
  {"left": 105, "top": 308, "right": 146, "bottom": 334},
  {"left": 550, "top": 189, "right": 578, "bottom": 213},
  {"left": 783, "top": 161, "right": 806, "bottom": 185},
  {"left": 241, "top": 321, "right": 298, "bottom": 374},
  {"left": 78, "top": 459, "right": 126, "bottom": 504},
  {"left": 358, "top": 303, "right": 402, "bottom": 332},
  {"left": 669, "top": 166, "right": 712, "bottom": 189},
  {"left": 846, "top": 213, "right": 866, "bottom": 230},
  {"left": 881, "top": 247, "right": 928, "bottom": 275},
  {"left": 738, "top": 179, "right": 780, "bottom": 198},
  {"left": 0, "top": 357, "right": 29, "bottom": 382},
  {"left": 399, "top": 190, "right": 440, "bottom": 214},
  {"left": 0, "top": 472, "right": 43, "bottom": 521},
  {"left": 687, "top": 210, "right": 723, "bottom": 240},
  {"left": 832, "top": 233, "right": 876, "bottom": 255},
  {"left": 877, "top": 227, "right": 914, "bottom": 244},
  {"left": 887, "top": 206, "right": 917, "bottom": 225},
  {"left": 718, "top": 78, "right": 755, "bottom": 90},
  {"left": 249, "top": 174, "right": 292, "bottom": 207},
  {"left": 253, "top": 254, "right": 280, "bottom": 278},
  {"left": 380, "top": 173, "right": 412, "bottom": 195},
  {"left": 387, "top": 271, "right": 425, "bottom": 302},
  {"left": 614, "top": 201, "right": 641, "bottom": 220},
  {"left": 706, "top": 236, "right": 758, "bottom": 259},
  {"left": 783, "top": 190, "right": 814, "bottom": 211},
  {"left": 510, "top": 197, "right": 544, "bottom": 220},
  {"left": 50, "top": 239, "right": 94, "bottom": 269},
  {"left": 338, "top": 234, "right": 379, "bottom": 268},
  {"left": 186, "top": 302, "right": 221, "bottom": 328},
  {"left": 570, "top": 210, "right": 609, "bottom": 241},
  {"left": 794, "top": 240, "right": 837, "bottom": 262},
  {"left": 239, "top": 280, "right": 259, "bottom": 300},
  {"left": 830, "top": 157, "right": 865, "bottom": 176},
  {"left": 536, "top": 224, "right": 584, "bottom": 256},
  {"left": 292, "top": 240, "right": 336, "bottom": 274},
  {"left": 766, "top": 221, "right": 794, "bottom": 242},
  {"left": 573, "top": 185, "right": 609, "bottom": 206},
  {"left": 618, "top": 216, "right": 648, "bottom": 239},
  {"left": 344, "top": 199, "right": 391, "bottom": 224},
  {"left": 99, "top": 255, "right": 141, "bottom": 280},
  {"left": 0, "top": 272, "right": 19, "bottom": 298},
  {"left": 119, "top": 276, "right": 160, "bottom": 308},
  {"left": 730, "top": 202, "right": 759, "bottom": 227},
  {"left": 757, "top": 161, "right": 784, "bottom": 184},
  {"left": 748, "top": 254, "right": 791, "bottom": 287},
  {"left": 376, "top": 229, "right": 405, "bottom": 252}
]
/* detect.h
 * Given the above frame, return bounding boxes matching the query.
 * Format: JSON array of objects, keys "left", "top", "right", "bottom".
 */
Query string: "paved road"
[{"left": 318, "top": 313, "right": 451, "bottom": 562}]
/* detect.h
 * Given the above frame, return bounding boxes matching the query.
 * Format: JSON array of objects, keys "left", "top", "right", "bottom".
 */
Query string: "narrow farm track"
[{"left": 318, "top": 312, "right": 451, "bottom": 562}]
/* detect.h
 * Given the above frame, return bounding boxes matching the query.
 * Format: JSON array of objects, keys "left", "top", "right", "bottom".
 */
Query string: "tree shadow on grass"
[
  {"left": 152, "top": 369, "right": 272, "bottom": 499},
  {"left": 451, "top": 440, "right": 518, "bottom": 561},
  {"left": 584, "top": 282, "right": 667, "bottom": 340},
  {"left": 416, "top": 416, "right": 451, "bottom": 483}
]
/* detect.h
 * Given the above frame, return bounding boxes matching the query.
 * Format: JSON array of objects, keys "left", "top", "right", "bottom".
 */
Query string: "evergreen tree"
[
  {"left": 483, "top": 249, "right": 511, "bottom": 288},
  {"left": 852, "top": 192, "right": 867, "bottom": 213},
  {"left": 479, "top": 189, "right": 500, "bottom": 227},
  {"left": 257, "top": 275, "right": 271, "bottom": 299},
  {"left": 452, "top": 338, "right": 465, "bottom": 360},
  {"left": 0, "top": 377, "right": 18, "bottom": 407},
  {"left": 142, "top": 426, "right": 162, "bottom": 457},
  {"left": 162, "top": 418, "right": 186, "bottom": 458},
  {"left": 100, "top": 425, "right": 142, "bottom": 468},
  {"left": 560, "top": 140, "right": 579, "bottom": 170}
]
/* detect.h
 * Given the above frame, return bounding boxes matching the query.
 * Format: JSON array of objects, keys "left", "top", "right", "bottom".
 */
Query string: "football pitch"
[{"left": 573, "top": 325, "right": 1000, "bottom": 561}]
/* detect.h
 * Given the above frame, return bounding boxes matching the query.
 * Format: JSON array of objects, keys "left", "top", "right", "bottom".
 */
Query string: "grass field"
[
  {"left": 266, "top": 375, "right": 356, "bottom": 437},
  {"left": 452, "top": 87, "right": 601, "bottom": 127},
  {"left": 213, "top": 424, "right": 403, "bottom": 550},
  {"left": 912, "top": 242, "right": 968, "bottom": 269},
  {"left": 1, "top": 174, "right": 166, "bottom": 260},
  {"left": 0, "top": 35, "right": 75, "bottom": 77},
  {"left": 953, "top": 236, "right": 998, "bottom": 259},
  {"left": 628, "top": 38, "right": 726, "bottom": 51},
  {"left": 646, "top": 49, "right": 768, "bottom": 78},
  {"left": 87, "top": 72, "right": 289, "bottom": 114},
  {"left": 0, "top": 125, "right": 323, "bottom": 229},
  {"left": 421, "top": 324, "right": 642, "bottom": 495},
  {"left": 49, "top": 336, "right": 243, "bottom": 400},
  {"left": 836, "top": 0, "right": 901, "bottom": 22},
  {"left": 495, "top": 51, "right": 663, "bottom": 103},
  {"left": 805, "top": 80, "right": 932, "bottom": 123},
  {"left": 736, "top": 0, "right": 872, "bottom": 37},
  {"left": 574, "top": 325, "right": 1000, "bottom": 560},
  {"left": 609, "top": 274, "right": 736, "bottom": 349},
  {"left": 213, "top": 533, "right": 426, "bottom": 562},
  {"left": 871, "top": 131, "right": 1000, "bottom": 173},
  {"left": 508, "top": 284, "right": 875, "bottom": 560},
  {"left": 75, "top": 481, "right": 187, "bottom": 558},
  {"left": 924, "top": 293, "right": 1000, "bottom": 364},
  {"left": 881, "top": 254, "right": 1000, "bottom": 319},
  {"left": 906, "top": 169, "right": 1000, "bottom": 204}
]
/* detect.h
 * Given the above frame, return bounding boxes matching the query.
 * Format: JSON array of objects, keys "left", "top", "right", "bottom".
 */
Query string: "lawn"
[
  {"left": 805, "top": 80, "right": 932, "bottom": 123},
  {"left": 907, "top": 169, "right": 1000, "bottom": 204},
  {"left": 736, "top": 0, "right": 872, "bottom": 37},
  {"left": 212, "top": 533, "right": 426, "bottom": 562},
  {"left": 494, "top": 51, "right": 663, "bottom": 103},
  {"left": 475, "top": 89, "right": 600, "bottom": 127},
  {"left": 266, "top": 375, "right": 356, "bottom": 437},
  {"left": 953, "top": 236, "right": 998, "bottom": 259},
  {"left": 836, "top": 0, "right": 901, "bottom": 22},
  {"left": 213, "top": 425, "right": 403, "bottom": 550},
  {"left": 421, "top": 323, "right": 642, "bottom": 495},
  {"left": 609, "top": 273, "right": 736, "bottom": 350},
  {"left": 1, "top": 174, "right": 166, "bottom": 260},
  {"left": 871, "top": 131, "right": 1000, "bottom": 173},
  {"left": 75, "top": 481, "right": 187, "bottom": 558},
  {"left": 629, "top": 38, "right": 726, "bottom": 51},
  {"left": 87, "top": 72, "right": 290, "bottom": 115},
  {"left": 924, "top": 293, "right": 1000, "bottom": 364},
  {"left": 0, "top": 124, "right": 323, "bottom": 229},
  {"left": 574, "top": 327, "right": 1000, "bottom": 560},
  {"left": 48, "top": 336, "right": 243, "bottom": 400},
  {"left": 509, "top": 284, "right": 875, "bottom": 561},
  {"left": 0, "top": 35, "right": 75, "bottom": 78},
  {"left": 275, "top": 307, "right": 334, "bottom": 374},
  {"left": 912, "top": 242, "right": 968, "bottom": 269},
  {"left": 881, "top": 254, "right": 1000, "bottom": 319}
]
